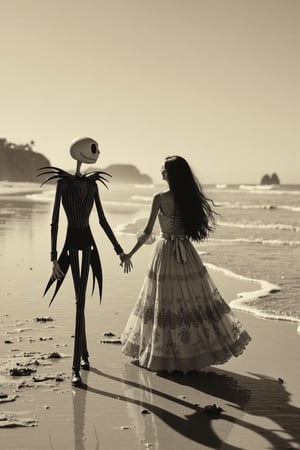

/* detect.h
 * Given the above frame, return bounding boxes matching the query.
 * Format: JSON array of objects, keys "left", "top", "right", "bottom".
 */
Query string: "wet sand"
[
  {"left": 0, "top": 199, "right": 299, "bottom": 449},
  {"left": 0, "top": 262, "right": 299, "bottom": 450}
]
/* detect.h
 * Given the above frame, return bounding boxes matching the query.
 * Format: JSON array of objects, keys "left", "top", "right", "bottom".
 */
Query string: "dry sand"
[{"left": 0, "top": 264, "right": 299, "bottom": 450}]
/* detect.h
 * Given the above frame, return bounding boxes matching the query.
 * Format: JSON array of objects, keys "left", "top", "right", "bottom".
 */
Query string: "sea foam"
[
  {"left": 210, "top": 237, "right": 300, "bottom": 246},
  {"left": 205, "top": 262, "right": 300, "bottom": 327},
  {"left": 218, "top": 202, "right": 300, "bottom": 212},
  {"left": 218, "top": 221, "right": 300, "bottom": 232}
]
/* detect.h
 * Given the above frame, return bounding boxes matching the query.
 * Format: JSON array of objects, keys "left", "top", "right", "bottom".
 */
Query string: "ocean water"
[
  {"left": 111, "top": 182, "right": 300, "bottom": 324},
  {"left": 0, "top": 181, "right": 299, "bottom": 326},
  {"left": 201, "top": 184, "right": 300, "bottom": 323}
]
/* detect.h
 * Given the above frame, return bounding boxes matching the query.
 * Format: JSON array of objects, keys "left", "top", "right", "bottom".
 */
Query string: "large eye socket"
[{"left": 91, "top": 143, "right": 97, "bottom": 154}]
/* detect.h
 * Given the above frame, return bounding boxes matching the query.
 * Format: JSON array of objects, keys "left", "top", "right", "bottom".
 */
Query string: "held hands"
[
  {"left": 119, "top": 252, "right": 133, "bottom": 273},
  {"left": 52, "top": 260, "right": 65, "bottom": 280}
]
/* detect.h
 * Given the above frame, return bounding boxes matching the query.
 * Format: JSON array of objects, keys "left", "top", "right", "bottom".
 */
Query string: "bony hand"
[
  {"left": 119, "top": 253, "right": 133, "bottom": 273},
  {"left": 123, "top": 258, "right": 133, "bottom": 273},
  {"left": 52, "top": 260, "right": 65, "bottom": 280},
  {"left": 119, "top": 252, "right": 127, "bottom": 264}
]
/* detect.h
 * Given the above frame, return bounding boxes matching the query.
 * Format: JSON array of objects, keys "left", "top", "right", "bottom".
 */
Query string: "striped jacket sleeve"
[
  {"left": 50, "top": 181, "right": 62, "bottom": 261},
  {"left": 94, "top": 186, "right": 123, "bottom": 255}
]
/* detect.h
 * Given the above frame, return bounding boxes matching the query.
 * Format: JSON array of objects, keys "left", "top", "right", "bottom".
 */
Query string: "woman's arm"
[{"left": 127, "top": 193, "right": 160, "bottom": 259}]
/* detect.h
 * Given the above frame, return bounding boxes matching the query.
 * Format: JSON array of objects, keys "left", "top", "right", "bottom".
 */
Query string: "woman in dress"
[{"left": 121, "top": 156, "right": 251, "bottom": 372}]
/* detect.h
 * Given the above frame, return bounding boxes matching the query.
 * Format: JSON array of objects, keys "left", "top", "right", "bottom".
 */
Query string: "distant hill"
[
  {"left": 0, "top": 139, "right": 152, "bottom": 185},
  {"left": 102, "top": 164, "right": 153, "bottom": 185},
  {"left": 0, "top": 138, "right": 50, "bottom": 182},
  {"left": 260, "top": 173, "right": 280, "bottom": 185}
]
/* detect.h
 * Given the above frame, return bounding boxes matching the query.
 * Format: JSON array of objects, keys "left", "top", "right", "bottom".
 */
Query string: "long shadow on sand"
[
  {"left": 159, "top": 368, "right": 300, "bottom": 449},
  {"left": 74, "top": 365, "right": 299, "bottom": 450}
]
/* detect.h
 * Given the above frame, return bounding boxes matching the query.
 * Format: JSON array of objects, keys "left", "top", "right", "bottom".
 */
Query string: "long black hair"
[{"left": 164, "top": 155, "right": 217, "bottom": 241}]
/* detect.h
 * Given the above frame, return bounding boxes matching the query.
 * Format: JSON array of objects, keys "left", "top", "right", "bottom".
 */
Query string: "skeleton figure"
[{"left": 39, "top": 137, "right": 130, "bottom": 386}]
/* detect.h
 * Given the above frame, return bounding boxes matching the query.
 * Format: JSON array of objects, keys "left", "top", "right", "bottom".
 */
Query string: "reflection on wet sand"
[
  {"left": 120, "top": 364, "right": 251, "bottom": 450},
  {"left": 160, "top": 367, "right": 300, "bottom": 449},
  {"left": 84, "top": 365, "right": 246, "bottom": 449},
  {"left": 72, "top": 371, "right": 100, "bottom": 450},
  {"left": 75, "top": 363, "right": 300, "bottom": 450},
  {"left": 121, "top": 365, "right": 159, "bottom": 449}
]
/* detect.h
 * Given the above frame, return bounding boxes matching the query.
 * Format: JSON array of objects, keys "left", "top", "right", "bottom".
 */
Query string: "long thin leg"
[
  {"left": 70, "top": 247, "right": 91, "bottom": 372},
  {"left": 70, "top": 249, "right": 80, "bottom": 297},
  {"left": 79, "top": 249, "right": 91, "bottom": 360},
  {"left": 70, "top": 249, "right": 88, "bottom": 363}
]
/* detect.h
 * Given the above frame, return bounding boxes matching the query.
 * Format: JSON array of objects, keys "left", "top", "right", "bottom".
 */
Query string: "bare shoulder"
[
  {"left": 158, "top": 189, "right": 168, "bottom": 196},
  {"left": 152, "top": 192, "right": 162, "bottom": 205},
  {"left": 160, "top": 190, "right": 173, "bottom": 201}
]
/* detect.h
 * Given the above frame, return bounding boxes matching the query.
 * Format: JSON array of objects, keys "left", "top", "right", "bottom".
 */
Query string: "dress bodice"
[
  {"left": 158, "top": 211, "right": 185, "bottom": 236},
  {"left": 158, "top": 197, "right": 187, "bottom": 263},
  {"left": 158, "top": 192, "right": 185, "bottom": 236}
]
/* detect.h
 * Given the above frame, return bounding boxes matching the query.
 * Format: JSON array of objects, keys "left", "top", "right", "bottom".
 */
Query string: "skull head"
[{"left": 70, "top": 137, "right": 100, "bottom": 164}]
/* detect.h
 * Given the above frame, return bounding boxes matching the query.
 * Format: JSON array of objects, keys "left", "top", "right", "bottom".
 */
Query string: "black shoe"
[
  {"left": 80, "top": 358, "right": 90, "bottom": 371},
  {"left": 71, "top": 370, "right": 82, "bottom": 387}
]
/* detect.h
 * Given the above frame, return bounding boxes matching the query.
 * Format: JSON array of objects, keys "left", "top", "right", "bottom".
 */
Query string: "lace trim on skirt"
[{"left": 122, "top": 330, "right": 251, "bottom": 372}]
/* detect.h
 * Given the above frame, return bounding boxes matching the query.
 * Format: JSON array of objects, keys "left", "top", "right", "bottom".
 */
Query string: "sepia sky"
[{"left": 0, "top": 0, "right": 299, "bottom": 184}]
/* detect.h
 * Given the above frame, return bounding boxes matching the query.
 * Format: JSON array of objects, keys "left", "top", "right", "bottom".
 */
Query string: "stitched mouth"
[{"left": 80, "top": 152, "right": 96, "bottom": 162}]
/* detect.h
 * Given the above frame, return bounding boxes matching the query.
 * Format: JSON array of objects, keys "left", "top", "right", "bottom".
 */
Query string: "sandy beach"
[
  {"left": 0, "top": 0, "right": 299, "bottom": 446},
  {"left": 0, "top": 186, "right": 299, "bottom": 450},
  {"left": 1, "top": 229, "right": 299, "bottom": 450}
]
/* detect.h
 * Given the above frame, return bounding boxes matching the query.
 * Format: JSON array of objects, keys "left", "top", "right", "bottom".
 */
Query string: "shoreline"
[
  {"left": 115, "top": 232, "right": 300, "bottom": 327},
  {"left": 0, "top": 185, "right": 298, "bottom": 326},
  {"left": 206, "top": 263, "right": 300, "bottom": 327}
]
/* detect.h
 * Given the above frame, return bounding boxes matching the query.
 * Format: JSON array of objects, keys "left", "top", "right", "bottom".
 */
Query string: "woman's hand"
[{"left": 52, "top": 260, "right": 65, "bottom": 280}]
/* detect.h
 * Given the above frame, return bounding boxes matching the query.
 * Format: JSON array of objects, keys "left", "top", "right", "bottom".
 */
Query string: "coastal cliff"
[
  {"left": 103, "top": 164, "right": 153, "bottom": 184},
  {"left": 0, "top": 138, "right": 152, "bottom": 185},
  {"left": 0, "top": 138, "right": 50, "bottom": 182}
]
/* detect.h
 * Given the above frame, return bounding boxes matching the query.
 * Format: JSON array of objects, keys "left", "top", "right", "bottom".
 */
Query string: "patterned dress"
[{"left": 121, "top": 196, "right": 251, "bottom": 372}]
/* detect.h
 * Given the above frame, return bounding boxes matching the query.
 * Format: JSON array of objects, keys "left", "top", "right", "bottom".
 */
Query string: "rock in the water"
[{"left": 260, "top": 173, "right": 280, "bottom": 185}]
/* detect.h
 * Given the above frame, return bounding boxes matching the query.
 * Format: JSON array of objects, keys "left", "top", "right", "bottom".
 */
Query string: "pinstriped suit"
[{"left": 40, "top": 168, "right": 123, "bottom": 372}]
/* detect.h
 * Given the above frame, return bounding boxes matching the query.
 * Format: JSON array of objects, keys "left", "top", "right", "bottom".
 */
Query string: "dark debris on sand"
[
  {"left": 203, "top": 404, "right": 224, "bottom": 415},
  {"left": 0, "top": 413, "right": 38, "bottom": 428},
  {"left": 33, "top": 316, "right": 54, "bottom": 323},
  {"left": 9, "top": 367, "right": 37, "bottom": 376},
  {"left": 103, "top": 331, "right": 116, "bottom": 337},
  {"left": 0, "top": 394, "right": 18, "bottom": 403},
  {"left": 99, "top": 330, "right": 122, "bottom": 344},
  {"left": 99, "top": 338, "right": 122, "bottom": 344}
]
